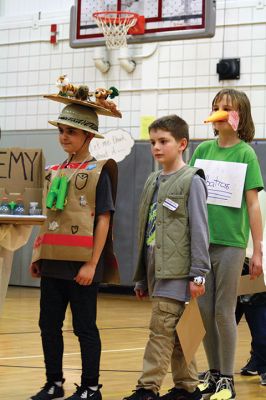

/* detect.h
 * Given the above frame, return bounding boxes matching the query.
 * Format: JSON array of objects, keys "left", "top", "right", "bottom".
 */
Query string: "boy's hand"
[
  {"left": 29, "top": 262, "right": 41, "bottom": 278},
  {"left": 189, "top": 282, "right": 205, "bottom": 298},
  {"left": 135, "top": 288, "right": 148, "bottom": 300},
  {"left": 74, "top": 261, "right": 96, "bottom": 286},
  {"left": 249, "top": 253, "right": 262, "bottom": 279}
]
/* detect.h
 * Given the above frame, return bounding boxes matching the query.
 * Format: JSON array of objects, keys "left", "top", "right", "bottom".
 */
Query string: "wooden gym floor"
[{"left": 0, "top": 286, "right": 265, "bottom": 399}]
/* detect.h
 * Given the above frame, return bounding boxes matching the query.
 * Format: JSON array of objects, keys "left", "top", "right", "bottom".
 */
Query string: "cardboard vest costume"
[{"left": 32, "top": 159, "right": 119, "bottom": 284}]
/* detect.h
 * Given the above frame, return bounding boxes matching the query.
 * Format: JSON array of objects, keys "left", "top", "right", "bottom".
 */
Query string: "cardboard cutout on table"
[{"left": 0, "top": 224, "right": 32, "bottom": 315}]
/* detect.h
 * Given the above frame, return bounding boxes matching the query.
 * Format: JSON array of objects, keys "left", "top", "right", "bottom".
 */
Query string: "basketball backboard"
[{"left": 70, "top": 0, "right": 216, "bottom": 48}]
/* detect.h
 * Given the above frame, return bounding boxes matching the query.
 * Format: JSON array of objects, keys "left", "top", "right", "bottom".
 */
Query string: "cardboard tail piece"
[{"left": 176, "top": 298, "right": 206, "bottom": 365}]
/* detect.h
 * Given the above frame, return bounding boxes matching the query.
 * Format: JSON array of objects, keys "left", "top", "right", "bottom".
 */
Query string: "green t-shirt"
[{"left": 189, "top": 139, "right": 264, "bottom": 248}]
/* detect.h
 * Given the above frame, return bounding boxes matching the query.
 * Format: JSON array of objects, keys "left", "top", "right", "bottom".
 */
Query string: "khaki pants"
[{"left": 137, "top": 297, "right": 198, "bottom": 394}]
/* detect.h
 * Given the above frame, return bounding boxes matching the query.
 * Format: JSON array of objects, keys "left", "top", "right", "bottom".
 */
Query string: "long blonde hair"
[{"left": 212, "top": 89, "right": 255, "bottom": 143}]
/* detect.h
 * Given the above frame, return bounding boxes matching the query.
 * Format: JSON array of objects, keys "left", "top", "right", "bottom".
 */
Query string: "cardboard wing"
[
  {"left": 238, "top": 274, "right": 266, "bottom": 296},
  {"left": 176, "top": 298, "right": 206, "bottom": 365}
]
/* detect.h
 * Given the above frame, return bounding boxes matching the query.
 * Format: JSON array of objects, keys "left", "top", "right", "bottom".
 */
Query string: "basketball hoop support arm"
[
  {"left": 93, "top": 47, "right": 110, "bottom": 73},
  {"left": 118, "top": 43, "right": 158, "bottom": 73}
]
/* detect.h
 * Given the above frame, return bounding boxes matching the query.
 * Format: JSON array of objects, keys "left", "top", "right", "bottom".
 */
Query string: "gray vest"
[{"left": 134, "top": 165, "right": 204, "bottom": 281}]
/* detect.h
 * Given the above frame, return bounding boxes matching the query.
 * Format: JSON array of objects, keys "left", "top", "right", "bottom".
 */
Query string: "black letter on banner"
[
  {"left": 9, "top": 152, "right": 27, "bottom": 180},
  {"left": 24, "top": 152, "right": 38, "bottom": 182},
  {"left": 0, "top": 151, "right": 7, "bottom": 179}
]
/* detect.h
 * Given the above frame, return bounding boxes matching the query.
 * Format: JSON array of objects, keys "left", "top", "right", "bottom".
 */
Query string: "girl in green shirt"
[{"left": 190, "top": 88, "right": 264, "bottom": 400}]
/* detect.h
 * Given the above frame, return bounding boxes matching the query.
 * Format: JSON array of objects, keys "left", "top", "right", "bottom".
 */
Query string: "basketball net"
[{"left": 93, "top": 11, "right": 139, "bottom": 49}]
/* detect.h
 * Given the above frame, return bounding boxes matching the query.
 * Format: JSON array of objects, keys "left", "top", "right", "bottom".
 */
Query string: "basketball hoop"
[{"left": 93, "top": 11, "right": 139, "bottom": 49}]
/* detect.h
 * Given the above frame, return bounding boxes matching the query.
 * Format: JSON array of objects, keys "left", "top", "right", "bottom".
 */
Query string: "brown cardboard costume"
[
  {"left": 32, "top": 83, "right": 121, "bottom": 284},
  {"left": 33, "top": 159, "right": 119, "bottom": 283}
]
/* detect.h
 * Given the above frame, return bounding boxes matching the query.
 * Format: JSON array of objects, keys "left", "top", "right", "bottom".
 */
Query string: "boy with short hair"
[{"left": 123, "top": 114, "right": 210, "bottom": 400}]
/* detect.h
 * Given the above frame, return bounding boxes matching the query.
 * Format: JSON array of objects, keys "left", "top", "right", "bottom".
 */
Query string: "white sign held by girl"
[{"left": 195, "top": 159, "right": 247, "bottom": 208}]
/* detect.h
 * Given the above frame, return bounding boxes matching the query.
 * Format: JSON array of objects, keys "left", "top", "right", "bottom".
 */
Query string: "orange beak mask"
[
  {"left": 204, "top": 110, "right": 239, "bottom": 132},
  {"left": 204, "top": 110, "right": 229, "bottom": 123}
]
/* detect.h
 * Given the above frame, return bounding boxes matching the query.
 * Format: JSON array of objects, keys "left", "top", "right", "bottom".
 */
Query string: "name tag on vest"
[{"left": 163, "top": 198, "right": 179, "bottom": 211}]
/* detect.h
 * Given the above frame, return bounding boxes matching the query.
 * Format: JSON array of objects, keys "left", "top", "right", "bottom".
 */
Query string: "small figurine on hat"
[
  {"left": 51, "top": 74, "right": 122, "bottom": 118},
  {"left": 56, "top": 74, "right": 92, "bottom": 101},
  {"left": 94, "top": 86, "right": 122, "bottom": 117},
  {"left": 29, "top": 76, "right": 120, "bottom": 400}
]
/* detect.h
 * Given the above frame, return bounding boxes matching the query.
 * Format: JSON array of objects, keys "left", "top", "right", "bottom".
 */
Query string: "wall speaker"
[{"left": 216, "top": 58, "right": 240, "bottom": 80}]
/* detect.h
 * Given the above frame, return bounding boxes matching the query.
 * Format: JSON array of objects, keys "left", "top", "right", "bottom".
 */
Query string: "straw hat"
[{"left": 48, "top": 103, "right": 104, "bottom": 139}]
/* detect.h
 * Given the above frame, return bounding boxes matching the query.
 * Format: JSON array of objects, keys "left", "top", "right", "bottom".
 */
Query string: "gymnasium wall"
[{"left": 0, "top": 0, "right": 266, "bottom": 140}]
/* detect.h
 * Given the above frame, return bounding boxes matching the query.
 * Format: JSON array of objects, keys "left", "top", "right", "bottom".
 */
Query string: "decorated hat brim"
[
  {"left": 48, "top": 119, "right": 104, "bottom": 139},
  {"left": 44, "top": 94, "right": 122, "bottom": 118}
]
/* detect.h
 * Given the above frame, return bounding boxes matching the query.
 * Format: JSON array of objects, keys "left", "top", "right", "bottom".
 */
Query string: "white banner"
[{"left": 195, "top": 159, "right": 247, "bottom": 208}]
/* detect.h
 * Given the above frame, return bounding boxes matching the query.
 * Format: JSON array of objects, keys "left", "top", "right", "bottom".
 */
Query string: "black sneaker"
[
  {"left": 198, "top": 372, "right": 207, "bottom": 383},
  {"left": 210, "top": 377, "right": 235, "bottom": 400},
  {"left": 29, "top": 381, "right": 65, "bottom": 400},
  {"left": 123, "top": 388, "right": 159, "bottom": 400},
  {"left": 260, "top": 372, "right": 266, "bottom": 386},
  {"left": 198, "top": 371, "right": 219, "bottom": 399},
  {"left": 240, "top": 356, "right": 258, "bottom": 376},
  {"left": 160, "top": 387, "right": 202, "bottom": 400},
  {"left": 65, "top": 384, "right": 102, "bottom": 400}
]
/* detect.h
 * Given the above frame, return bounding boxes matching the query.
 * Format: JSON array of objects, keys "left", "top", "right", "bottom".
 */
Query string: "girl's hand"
[
  {"left": 249, "top": 253, "right": 262, "bottom": 279},
  {"left": 29, "top": 262, "right": 41, "bottom": 278},
  {"left": 189, "top": 282, "right": 205, "bottom": 298},
  {"left": 135, "top": 288, "right": 148, "bottom": 300},
  {"left": 74, "top": 261, "right": 96, "bottom": 285}
]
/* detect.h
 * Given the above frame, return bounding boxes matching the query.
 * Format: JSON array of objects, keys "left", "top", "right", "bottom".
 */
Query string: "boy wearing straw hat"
[{"left": 29, "top": 91, "right": 121, "bottom": 400}]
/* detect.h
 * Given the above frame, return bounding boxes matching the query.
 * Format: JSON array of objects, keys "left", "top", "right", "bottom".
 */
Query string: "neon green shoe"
[
  {"left": 198, "top": 370, "right": 219, "bottom": 399},
  {"left": 210, "top": 377, "right": 235, "bottom": 400}
]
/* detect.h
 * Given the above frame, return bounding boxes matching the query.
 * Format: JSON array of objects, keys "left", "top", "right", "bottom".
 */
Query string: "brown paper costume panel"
[
  {"left": 238, "top": 274, "right": 266, "bottom": 296},
  {"left": 33, "top": 159, "right": 119, "bottom": 284}
]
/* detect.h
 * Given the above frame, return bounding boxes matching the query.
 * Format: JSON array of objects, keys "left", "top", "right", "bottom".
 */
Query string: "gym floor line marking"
[
  {"left": 0, "top": 347, "right": 145, "bottom": 361},
  {"left": 0, "top": 326, "right": 147, "bottom": 335},
  {"left": 0, "top": 364, "right": 144, "bottom": 373}
]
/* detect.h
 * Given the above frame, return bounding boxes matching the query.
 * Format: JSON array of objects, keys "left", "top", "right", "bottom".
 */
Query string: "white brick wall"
[{"left": 0, "top": 0, "right": 266, "bottom": 140}]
